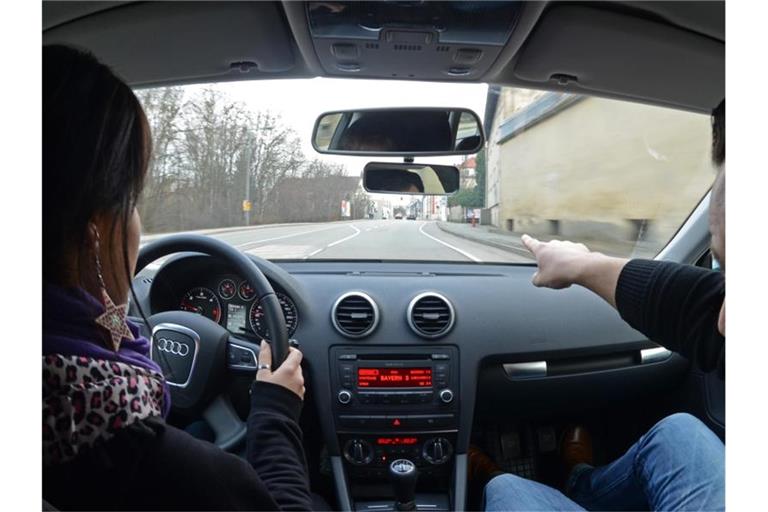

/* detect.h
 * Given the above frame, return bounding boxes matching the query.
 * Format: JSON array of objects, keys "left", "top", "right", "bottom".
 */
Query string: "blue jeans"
[{"left": 484, "top": 413, "right": 724, "bottom": 511}]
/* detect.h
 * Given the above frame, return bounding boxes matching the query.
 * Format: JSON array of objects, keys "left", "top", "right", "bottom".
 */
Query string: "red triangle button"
[{"left": 392, "top": 418, "right": 401, "bottom": 427}]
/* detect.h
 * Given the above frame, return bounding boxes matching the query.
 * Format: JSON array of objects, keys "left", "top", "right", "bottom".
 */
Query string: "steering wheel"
[{"left": 136, "top": 234, "right": 289, "bottom": 451}]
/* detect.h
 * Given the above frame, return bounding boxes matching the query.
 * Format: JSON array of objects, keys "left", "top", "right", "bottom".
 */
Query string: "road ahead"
[{"left": 141, "top": 219, "right": 532, "bottom": 265}]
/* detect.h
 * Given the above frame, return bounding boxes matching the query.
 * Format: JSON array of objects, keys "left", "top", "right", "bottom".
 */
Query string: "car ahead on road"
[
  {"left": 44, "top": 2, "right": 724, "bottom": 511},
  {"left": 407, "top": 213, "right": 417, "bottom": 220}
]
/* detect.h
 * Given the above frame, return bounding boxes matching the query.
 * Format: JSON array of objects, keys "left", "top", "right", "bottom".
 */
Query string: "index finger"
[{"left": 521, "top": 234, "right": 541, "bottom": 255}]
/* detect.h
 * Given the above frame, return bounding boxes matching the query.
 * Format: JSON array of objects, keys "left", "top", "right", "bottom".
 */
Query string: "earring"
[{"left": 92, "top": 227, "right": 135, "bottom": 351}]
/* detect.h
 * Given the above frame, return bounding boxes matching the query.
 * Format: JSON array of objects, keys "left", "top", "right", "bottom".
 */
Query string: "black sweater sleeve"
[
  {"left": 615, "top": 259, "right": 725, "bottom": 373},
  {"left": 44, "top": 412, "right": 313, "bottom": 511},
  {"left": 246, "top": 381, "right": 312, "bottom": 511}
]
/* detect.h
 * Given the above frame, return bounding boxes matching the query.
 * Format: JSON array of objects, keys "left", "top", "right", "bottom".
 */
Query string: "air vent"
[
  {"left": 407, "top": 293, "right": 455, "bottom": 339},
  {"left": 332, "top": 292, "right": 379, "bottom": 338}
]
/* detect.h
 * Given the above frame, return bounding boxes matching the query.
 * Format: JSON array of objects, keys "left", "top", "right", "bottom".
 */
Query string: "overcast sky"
[{"left": 185, "top": 77, "right": 489, "bottom": 170}]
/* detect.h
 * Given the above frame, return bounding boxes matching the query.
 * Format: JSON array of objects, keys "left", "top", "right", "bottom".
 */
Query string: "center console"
[{"left": 330, "top": 346, "right": 459, "bottom": 511}]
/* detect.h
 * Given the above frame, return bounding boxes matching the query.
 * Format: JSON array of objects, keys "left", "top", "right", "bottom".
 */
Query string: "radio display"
[
  {"left": 358, "top": 367, "right": 432, "bottom": 388},
  {"left": 377, "top": 437, "right": 418, "bottom": 446}
]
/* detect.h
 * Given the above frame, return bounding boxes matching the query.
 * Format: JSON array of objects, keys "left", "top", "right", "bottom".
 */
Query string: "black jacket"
[
  {"left": 43, "top": 381, "right": 313, "bottom": 511},
  {"left": 615, "top": 259, "right": 725, "bottom": 375}
]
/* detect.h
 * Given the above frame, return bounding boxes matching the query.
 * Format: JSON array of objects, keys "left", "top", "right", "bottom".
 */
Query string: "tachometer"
[
  {"left": 249, "top": 292, "right": 298, "bottom": 339},
  {"left": 218, "top": 278, "right": 236, "bottom": 300},
  {"left": 180, "top": 287, "right": 222, "bottom": 323}
]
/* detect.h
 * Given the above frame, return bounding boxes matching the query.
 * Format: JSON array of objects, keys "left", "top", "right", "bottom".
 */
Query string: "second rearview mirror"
[{"left": 363, "top": 162, "right": 460, "bottom": 195}]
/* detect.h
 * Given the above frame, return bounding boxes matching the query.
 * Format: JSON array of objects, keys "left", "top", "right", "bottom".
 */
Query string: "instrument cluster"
[{"left": 179, "top": 276, "right": 298, "bottom": 339}]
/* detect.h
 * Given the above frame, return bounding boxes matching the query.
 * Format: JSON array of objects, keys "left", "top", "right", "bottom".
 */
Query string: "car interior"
[{"left": 43, "top": 1, "right": 725, "bottom": 511}]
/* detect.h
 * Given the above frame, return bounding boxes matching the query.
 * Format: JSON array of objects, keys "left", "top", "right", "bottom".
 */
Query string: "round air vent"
[
  {"left": 332, "top": 292, "right": 379, "bottom": 338},
  {"left": 407, "top": 293, "right": 455, "bottom": 339}
]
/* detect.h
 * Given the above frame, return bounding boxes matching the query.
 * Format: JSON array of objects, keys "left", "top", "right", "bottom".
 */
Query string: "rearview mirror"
[
  {"left": 313, "top": 108, "right": 484, "bottom": 156},
  {"left": 363, "top": 162, "right": 460, "bottom": 195}
]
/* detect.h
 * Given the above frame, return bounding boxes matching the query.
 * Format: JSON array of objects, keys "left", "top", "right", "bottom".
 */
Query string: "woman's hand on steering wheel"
[{"left": 256, "top": 340, "right": 305, "bottom": 400}]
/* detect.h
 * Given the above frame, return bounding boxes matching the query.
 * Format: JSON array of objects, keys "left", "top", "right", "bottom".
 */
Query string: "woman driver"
[{"left": 43, "top": 45, "right": 312, "bottom": 510}]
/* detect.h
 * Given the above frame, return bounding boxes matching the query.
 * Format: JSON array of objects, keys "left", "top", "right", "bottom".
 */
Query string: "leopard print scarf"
[{"left": 43, "top": 354, "right": 166, "bottom": 466}]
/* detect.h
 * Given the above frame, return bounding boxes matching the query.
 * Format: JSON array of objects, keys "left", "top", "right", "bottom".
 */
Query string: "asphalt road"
[{"left": 141, "top": 219, "right": 532, "bottom": 267}]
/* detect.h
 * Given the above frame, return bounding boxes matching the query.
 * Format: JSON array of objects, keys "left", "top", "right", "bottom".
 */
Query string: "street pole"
[{"left": 244, "top": 139, "right": 251, "bottom": 226}]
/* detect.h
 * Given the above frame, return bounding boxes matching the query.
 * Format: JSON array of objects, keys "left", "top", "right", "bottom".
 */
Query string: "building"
[
  {"left": 458, "top": 156, "right": 477, "bottom": 190},
  {"left": 483, "top": 87, "right": 713, "bottom": 246}
]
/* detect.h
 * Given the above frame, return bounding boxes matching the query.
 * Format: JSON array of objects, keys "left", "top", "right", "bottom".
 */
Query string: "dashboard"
[
  {"left": 138, "top": 252, "right": 688, "bottom": 429},
  {"left": 134, "top": 252, "right": 689, "bottom": 511}
]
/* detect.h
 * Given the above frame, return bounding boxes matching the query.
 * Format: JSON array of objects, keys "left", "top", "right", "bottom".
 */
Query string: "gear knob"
[{"left": 389, "top": 459, "right": 418, "bottom": 511}]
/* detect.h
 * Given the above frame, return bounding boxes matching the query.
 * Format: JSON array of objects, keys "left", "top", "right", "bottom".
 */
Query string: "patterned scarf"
[
  {"left": 43, "top": 354, "right": 166, "bottom": 466},
  {"left": 42, "top": 282, "right": 171, "bottom": 417}
]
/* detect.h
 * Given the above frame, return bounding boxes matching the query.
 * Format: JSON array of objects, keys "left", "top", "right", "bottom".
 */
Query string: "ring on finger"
[{"left": 257, "top": 364, "right": 270, "bottom": 371}]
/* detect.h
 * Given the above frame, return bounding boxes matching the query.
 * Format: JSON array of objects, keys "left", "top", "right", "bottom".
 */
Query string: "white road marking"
[
  {"left": 303, "top": 224, "right": 362, "bottom": 259},
  {"left": 306, "top": 247, "right": 325, "bottom": 258},
  {"left": 244, "top": 244, "right": 315, "bottom": 259},
  {"left": 234, "top": 224, "right": 348, "bottom": 250},
  {"left": 418, "top": 222, "right": 482, "bottom": 263},
  {"left": 327, "top": 224, "right": 362, "bottom": 247},
  {"left": 140, "top": 224, "right": 352, "bottom": 265}
]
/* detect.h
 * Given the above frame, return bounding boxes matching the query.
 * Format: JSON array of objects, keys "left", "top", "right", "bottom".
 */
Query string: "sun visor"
[
  {"left": 306, "top": 1, "right": 524, "bottom": 80},
  {"left": 43, "top": 1, "right": 296, "bottom": 87},
  {"left": 512, "top": 5, "right": 724, "bottom": 111}
]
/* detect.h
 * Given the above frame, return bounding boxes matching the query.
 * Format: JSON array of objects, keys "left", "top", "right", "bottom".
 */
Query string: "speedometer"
[
  {"left": 249, "top": 292, "right": 298, "bottom": 339},
  {"left": 180, "top": 287, "right": 222, "bottom": 324}
]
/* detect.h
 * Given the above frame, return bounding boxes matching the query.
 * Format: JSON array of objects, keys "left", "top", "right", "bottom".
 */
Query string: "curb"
[{"left": 435, "top": 222, "right": 532, "bottom": 258}]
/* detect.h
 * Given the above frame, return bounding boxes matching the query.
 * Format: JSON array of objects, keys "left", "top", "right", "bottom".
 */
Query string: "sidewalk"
[
  {"left": 436, "top": 221, "right": 532, "bottom": 257},
  {"left": 436, "top": 221, "right": 643, "bottom": 258}
]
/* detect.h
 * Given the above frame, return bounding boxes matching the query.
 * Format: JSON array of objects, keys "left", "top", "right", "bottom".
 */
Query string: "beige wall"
[{"left": 487, "top": 91, "right": 715, "bottom": 249}]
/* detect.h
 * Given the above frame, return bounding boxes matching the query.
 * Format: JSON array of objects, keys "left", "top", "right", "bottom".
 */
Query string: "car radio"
[{"left": 330, "top": 346, "right": 459, "bottom": 432}]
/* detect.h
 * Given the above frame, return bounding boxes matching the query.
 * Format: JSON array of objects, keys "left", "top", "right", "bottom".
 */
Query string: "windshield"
[{"left": 136, "top": 79, "right": 714, "bottom": 263}]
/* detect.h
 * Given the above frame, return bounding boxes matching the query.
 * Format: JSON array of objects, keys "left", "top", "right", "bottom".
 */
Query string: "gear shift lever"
[{"left": 389, "top": 459, "right": 418, "bottom": 511}]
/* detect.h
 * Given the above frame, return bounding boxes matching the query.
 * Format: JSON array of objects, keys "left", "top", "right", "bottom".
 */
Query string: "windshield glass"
[{"left": 136, "top": 79, "right": 714, "bottom": 263}]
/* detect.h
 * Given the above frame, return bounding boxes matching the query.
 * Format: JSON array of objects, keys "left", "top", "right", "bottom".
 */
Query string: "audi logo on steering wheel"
[{"left": 156, "top": 338, "right": 190, "bottom": 357}]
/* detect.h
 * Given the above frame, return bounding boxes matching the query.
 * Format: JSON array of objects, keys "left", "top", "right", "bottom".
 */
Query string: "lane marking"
[
  {"left": 243, "top": 244, "right": 315, "bottom": 259},
  {"left": 234, "top": 224, "right": 348, "bottom": 250},
  {"left": 306, "top": 247, "right": 325, "bottom": 258},
  {"left": 304, "top": 224, "right": 362, "bottom": 259},
  {"left": 327, "top": 224, "right": 361, "bottom": 248},
  {"left": 418, "top": 222, "right": 482, "bottom": 263}
]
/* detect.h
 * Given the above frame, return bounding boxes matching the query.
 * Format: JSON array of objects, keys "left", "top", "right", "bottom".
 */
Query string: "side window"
[{"left": 695, "top": 251, "right": 721, "bottom": 272}]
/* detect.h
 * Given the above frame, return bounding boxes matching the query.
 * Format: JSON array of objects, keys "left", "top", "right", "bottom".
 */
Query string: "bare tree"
[{"left": 135, "top": 85, "right": 357, "bottom": 232}]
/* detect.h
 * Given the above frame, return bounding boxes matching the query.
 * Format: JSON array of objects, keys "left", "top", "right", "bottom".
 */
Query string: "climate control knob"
[
  {"left": 338, "top": 390, "right": 352, "bottom": 404},
  {"left": 423, "top": 437, "right": 452, "bottom": 465},
  {"left": 344, "top": 438, "right": 374, "bottom": 465},
  {"left": 439, "top": 389, "right": 454, "bottom": 404}
]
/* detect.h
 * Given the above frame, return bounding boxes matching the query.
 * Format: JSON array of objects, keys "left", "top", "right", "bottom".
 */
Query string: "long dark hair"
[{"left": 43, "top": 45, "right": 151, "bottom": 306}]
